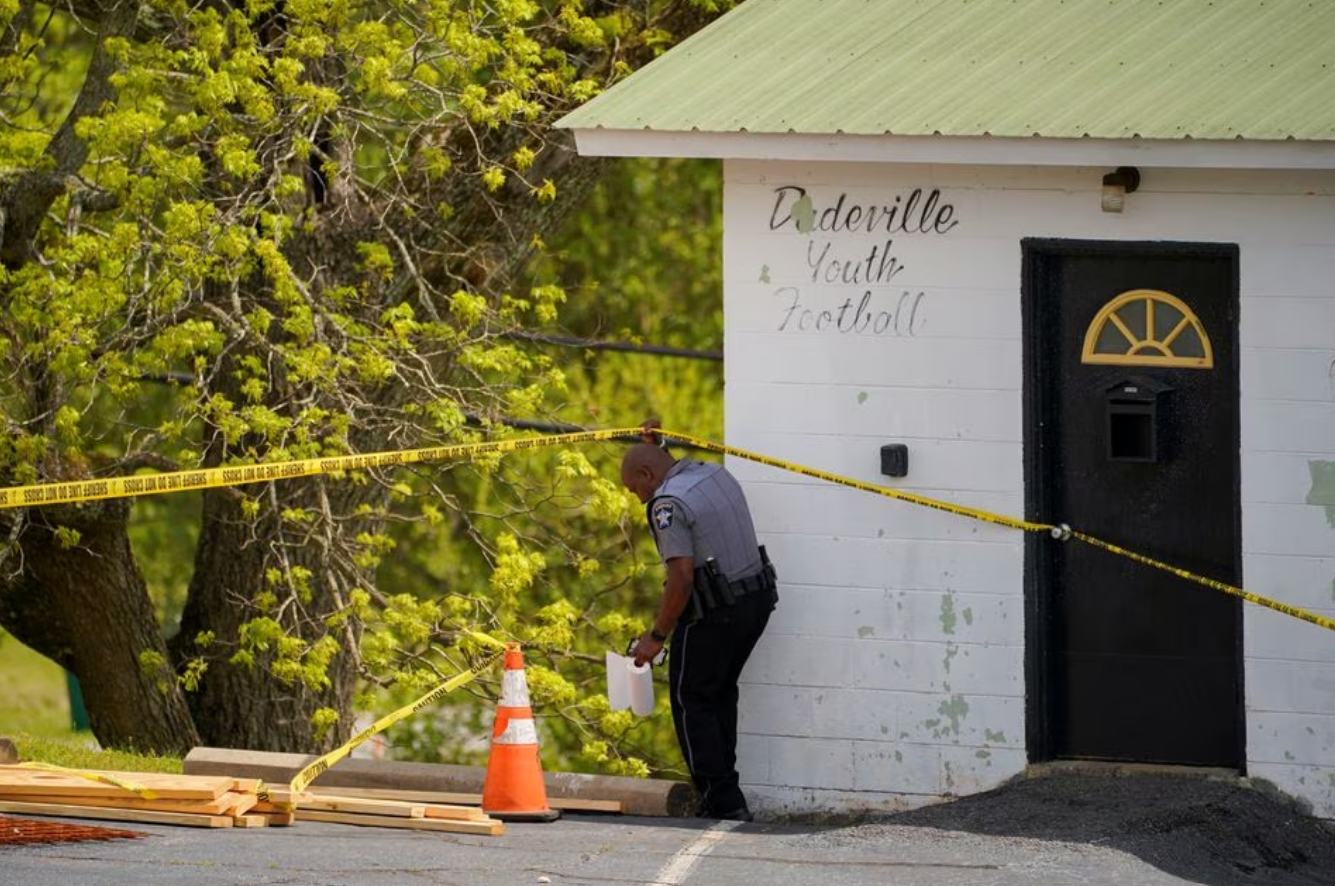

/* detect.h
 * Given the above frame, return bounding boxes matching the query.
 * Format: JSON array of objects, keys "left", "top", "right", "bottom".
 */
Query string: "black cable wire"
[
  {"left": 461, "top": 413, "right": 711, "bottom": 452},
  {"left": 136, "top": 331, "right": 718, "bottom": 451},
  {"left": 502, "top": 330, "right": 722, "bottom": 362}
]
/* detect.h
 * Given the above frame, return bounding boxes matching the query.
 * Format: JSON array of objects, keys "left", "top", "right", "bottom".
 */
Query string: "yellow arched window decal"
[{"left": 1081, "top": 289, "right": 1213, "bottom": 369}]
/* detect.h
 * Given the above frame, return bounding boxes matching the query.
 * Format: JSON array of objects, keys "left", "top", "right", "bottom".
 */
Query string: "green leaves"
[
  {"left": 1, "top": 0, "right": 732, "bottom": 764},
  {"left": 489, "top": 533, "right": 547, "bottom": 605},
  {"left": 233, "top": 615, "right": 340, "bottom": 691}
]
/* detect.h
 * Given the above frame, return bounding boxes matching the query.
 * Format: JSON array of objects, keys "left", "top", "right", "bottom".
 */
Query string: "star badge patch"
[{"left": 652, "top": 501, "right": 674, "bottom": 531}]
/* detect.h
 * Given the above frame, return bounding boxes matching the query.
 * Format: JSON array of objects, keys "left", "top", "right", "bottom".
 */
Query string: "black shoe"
[{"left": 716, "top": 807, "right": 754, "bottom": 822}]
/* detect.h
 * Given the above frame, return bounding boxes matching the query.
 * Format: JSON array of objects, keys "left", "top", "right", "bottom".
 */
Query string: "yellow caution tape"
[
  {"left": 17, "top": 761, "right": 158, "bottom": 799},
  {"left": 0, "top": 422, "right": 1326, "bottom": 667},
  {"left": 659, "top": 429, "right": 1052, "bottom": 534},
  {"left": 1070, "top": 530, "right": 1335, "bottom": 634},
  {"left": 287, "top": 647, "right": 506, "bottom": 795},
  {"left": 0, "top": 428, "right": 646, "bottom": 510},
  {"left": 654, "top": 428, "right": 1335, "bottom": 634}
]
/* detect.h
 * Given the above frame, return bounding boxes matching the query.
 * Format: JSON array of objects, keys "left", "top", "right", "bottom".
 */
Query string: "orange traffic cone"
[{"left": 481, "top": 643, "right": 561, "bottom": 822}]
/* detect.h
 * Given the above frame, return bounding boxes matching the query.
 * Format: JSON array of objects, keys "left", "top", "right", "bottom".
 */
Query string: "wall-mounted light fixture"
[{"left": 1101, "top": 166, "right": 1141, "bottom": 213}]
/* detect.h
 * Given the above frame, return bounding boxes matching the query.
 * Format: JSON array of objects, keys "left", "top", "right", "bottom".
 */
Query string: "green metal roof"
[{"left": 558, "top": 0, "right": 1335, "bottom": 141}]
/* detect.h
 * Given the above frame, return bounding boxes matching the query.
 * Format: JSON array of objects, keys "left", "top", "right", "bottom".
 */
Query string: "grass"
[
  {"left": 0, "top": 630, "right": 182, "bottom": 774},
  {"left": 0, "top": 629, "right": 71, "bottom": 738},
  {"left": 12, "top": 735, "right": 183, "bottom": 774}
]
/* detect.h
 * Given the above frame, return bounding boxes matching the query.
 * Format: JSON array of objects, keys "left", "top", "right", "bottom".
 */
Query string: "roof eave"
[{"left": 567, "top": 129, "right": 1335, "bottom": 170}]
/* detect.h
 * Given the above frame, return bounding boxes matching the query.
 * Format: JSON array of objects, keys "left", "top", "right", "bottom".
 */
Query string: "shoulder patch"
[{"left": 652, "top": 501, "right": 675, "bottom": 531}]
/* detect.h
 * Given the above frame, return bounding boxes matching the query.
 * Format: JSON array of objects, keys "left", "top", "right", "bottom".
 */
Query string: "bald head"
[{"left": 621, "top": 442, "right": 676, "bottom": 503}]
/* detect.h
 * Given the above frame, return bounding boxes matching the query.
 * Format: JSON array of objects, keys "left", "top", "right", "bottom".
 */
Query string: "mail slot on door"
[{"left": 1106, "top": 376, "right": 1173, "bottom": 463}]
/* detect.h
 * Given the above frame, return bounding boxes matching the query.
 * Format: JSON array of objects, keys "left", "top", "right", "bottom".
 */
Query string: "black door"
[{"left": 1023, "top": 239, "right": 1243, "bottom": 768}]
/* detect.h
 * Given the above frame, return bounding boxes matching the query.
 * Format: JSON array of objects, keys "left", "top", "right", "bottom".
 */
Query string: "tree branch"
[{"left": 0, "top": 0, "right": 141, "bottom": 267}]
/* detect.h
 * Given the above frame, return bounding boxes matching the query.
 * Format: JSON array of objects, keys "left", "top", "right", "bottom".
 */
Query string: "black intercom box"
[{"left": 880, "top": 443, "right": 909, "bottom": 478}]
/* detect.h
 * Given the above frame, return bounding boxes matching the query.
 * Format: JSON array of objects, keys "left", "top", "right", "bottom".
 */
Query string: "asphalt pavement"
[{"left": 4, "top": 770, "right": 1335, "bottom": 886}]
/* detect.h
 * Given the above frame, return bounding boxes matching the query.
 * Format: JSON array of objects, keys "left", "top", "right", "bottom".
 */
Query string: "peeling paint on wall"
[
  {"left": 940, "top": 593, "right": 958, "bottom": 635},
  {"left": 985, "top": 729, "right": 1007, "bottom": 743},
  {"left": 857, "top": 391, "right": 868, "bottom": 404},
  {"left": 937, "top": 694, "right": 970, "bottom": 736},
  {"left": 944, "top": 643, "right": 959, "bottom": 675},
  {"left": 759, "top": 265, "right": 771, "bottom": 283},
  {"left": 1308, "top": 460, "right": 1335, "bottom": 526}
]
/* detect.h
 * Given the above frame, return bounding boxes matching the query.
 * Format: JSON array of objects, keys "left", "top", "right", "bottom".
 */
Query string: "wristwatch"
[{"left": 649, "top": 628, "right": 669, "bottom": 642}]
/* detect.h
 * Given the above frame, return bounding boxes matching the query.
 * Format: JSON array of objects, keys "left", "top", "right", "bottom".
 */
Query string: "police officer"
[{"left": 620, "top": 433, "right": 778, "bottom": 822}]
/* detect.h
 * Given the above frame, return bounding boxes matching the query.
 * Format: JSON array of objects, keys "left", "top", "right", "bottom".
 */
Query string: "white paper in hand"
[{"left": 605, "top": 651, "right": 655, "bottom": 716}]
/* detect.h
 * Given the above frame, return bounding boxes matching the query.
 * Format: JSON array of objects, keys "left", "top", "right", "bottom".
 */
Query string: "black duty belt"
[
  {"left": 690, "top": 564, "right": 776, "bottom": 619},
  {"left": 729, "top": 571, "right": 774, "bottom": 596}
]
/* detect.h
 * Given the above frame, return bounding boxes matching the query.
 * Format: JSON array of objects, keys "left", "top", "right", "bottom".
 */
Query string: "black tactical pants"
[{"left": 668, "top": 588, "right": 775, "bottom": 817}]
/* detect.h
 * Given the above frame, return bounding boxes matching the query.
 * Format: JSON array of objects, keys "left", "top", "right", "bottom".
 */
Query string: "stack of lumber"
[
  {"left": 0, "top": 766, "right": 507, "bottom": 835},
  {"left": 278, "top": 787, "right": 506, "bottom": 836},
  {"left": 0, "top": 766, "right": 280, "bottom": 828}
]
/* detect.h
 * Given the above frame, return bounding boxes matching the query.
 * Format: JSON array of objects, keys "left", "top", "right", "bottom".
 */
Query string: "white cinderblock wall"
[{"left": 721, "top": 160, "right": 1335, "bottom": 818}]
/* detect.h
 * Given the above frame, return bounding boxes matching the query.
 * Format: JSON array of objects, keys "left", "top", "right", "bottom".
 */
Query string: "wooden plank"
[
  {"left": 0, "top": 791, "right": 245, "bottom": 816},
  {"left": 305, "top": 785, "right": 621, "bottom": 815},
  {"left": 296, "top": 809, "right": 504, "bottom": 836},
  {"left": 549, "top": 796, "right": 623, "bottom": 814},
  {"left": 299, "top": 795, "right": 425, "bottom": 818},
  {"left": 420, "top": 803, "right": 493, "bottom": 822},
  {"left": 0, "top": 767, "right": 231, "bottom": 800},
  {"left": 254, "top": 812, "right": 296, "bottom": 827},
  {"left": 308, "top": 785, "right": 479, "bottom": 806},
  {"left": 221, "top": 792, "right": 260, "bottom": 817},
  {"left": 258, "top": 788, "right": 306, "bottom": 807},
  {"left": 303, "top": 787, "right": 486, "bottom": 820},
  {"left": 0, "top": 799, "right": 234, "bottom": 828},
  {"left": 232, "top": 814, "right": 269, "bottom": 828}
]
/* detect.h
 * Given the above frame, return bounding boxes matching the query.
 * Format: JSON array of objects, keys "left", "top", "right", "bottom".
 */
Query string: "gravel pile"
[{"left": 818, "top": 771, "right": 1335, "bottom": 886}]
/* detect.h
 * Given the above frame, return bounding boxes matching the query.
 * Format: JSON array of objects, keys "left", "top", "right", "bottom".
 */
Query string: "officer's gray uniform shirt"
[{"left": 648, "top": 459, "right": 762, "bottom": 581}]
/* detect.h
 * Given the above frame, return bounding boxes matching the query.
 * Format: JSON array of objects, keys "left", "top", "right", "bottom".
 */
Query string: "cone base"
[{"left": 486, "top": 807, "right": 562, "bottom": 823}]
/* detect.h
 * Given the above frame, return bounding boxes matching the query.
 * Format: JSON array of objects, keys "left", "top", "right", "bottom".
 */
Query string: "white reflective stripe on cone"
[
  {"left": 495, "top": 717, "right": 540, "bottom": 746},
  {"left": 500, "top": 670, "right": 532, "bottom": 707}
]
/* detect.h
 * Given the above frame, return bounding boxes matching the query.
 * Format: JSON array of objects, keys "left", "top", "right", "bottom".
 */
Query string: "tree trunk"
[
  {"left": 0, "top": 501, "right": 200, "bottom": 753},
  {"left": 172, "top": 477, "right": 378, "bottom": 753}
]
